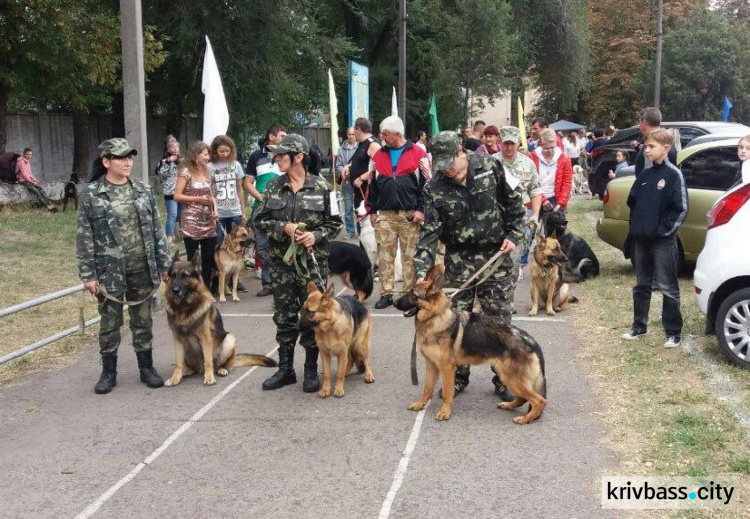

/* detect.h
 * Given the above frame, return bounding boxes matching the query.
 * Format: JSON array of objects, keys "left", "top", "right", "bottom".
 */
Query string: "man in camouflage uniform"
[
  {"left": 255, "top": 134, "right": 343, "bottom": 392},
  {"left": 77, "top": 138, "right": 171, "bottom": 394},
  {"left": 498, "top": 126, "right": 542, "bottom": 301},
  {"left": 413, "top": 131, "right": 525, "bottom": 399}
]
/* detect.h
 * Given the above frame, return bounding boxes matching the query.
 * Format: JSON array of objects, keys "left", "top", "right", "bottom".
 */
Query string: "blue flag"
[{"left": 722, "top": 95, "right": 733, "bottom": 122}]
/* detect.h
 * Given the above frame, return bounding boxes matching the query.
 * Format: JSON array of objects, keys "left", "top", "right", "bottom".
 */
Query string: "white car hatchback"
[{"left": 694, "top": 180, "right": 750, "bottom": 368}]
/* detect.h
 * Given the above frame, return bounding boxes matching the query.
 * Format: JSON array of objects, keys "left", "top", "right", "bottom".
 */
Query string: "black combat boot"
[
  {"left": 440, "top": 365, "right": 470, "bottom": 398},
  {"left": 262, "top": 344, "right": 297, "bottom": 390},
  {"left": 94, "top": 354, "right": 117, "bottom": 395},
  {"left": 302, "top": 346, "right": 321, "bottom": 393},
  {"left": 136, "top": 350, "right": 165, "bottom": 388},
  {"left": 492, "top": 375, "right": 516, "bottom": 402}
]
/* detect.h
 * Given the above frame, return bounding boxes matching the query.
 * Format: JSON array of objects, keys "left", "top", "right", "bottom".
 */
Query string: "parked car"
[
  {"left": 694, "top": 180, "right": 750, "bottom": 368},
  {"left": 596, "top": 137, "right": 742, "bottom": 268},
  {"left": 588, "top": 122, "right": 750, "bottom": 199}
]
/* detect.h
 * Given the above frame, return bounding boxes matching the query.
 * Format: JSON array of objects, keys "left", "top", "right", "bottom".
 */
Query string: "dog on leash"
[
  {"left": 298, "top": 282, "right": 375, "bottom": 398},
  {"left": 394, "top": 264, "right": 547, "bottom": 424},
  {"left": 214, "top": 223, "right": 253, "bottom": 303},
  {"left": 529, "top": 233, "right": 572, "bottom": 316},
  {"left": 62, "top": 173, "right": 79, "bottom": 212},
  {"left": 542, "top": 211, "right": 600, "bottom": 282},
  {"left": 572, "top": 165, "right": 589, "bottom": 196},
  {"left": 164, "top": 252, "right": 276, "bottom": 387},
  {"left": 328, "top": 241, "right": 374, "bottom": 301}
]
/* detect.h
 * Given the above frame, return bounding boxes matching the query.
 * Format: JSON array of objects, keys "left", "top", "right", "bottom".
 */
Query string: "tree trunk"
[
  {"left": 72, "top": 110, "right": 91, "bottom": 182},
  {"left": 0, "top": 87, "right": 8, "bottom": 154}
]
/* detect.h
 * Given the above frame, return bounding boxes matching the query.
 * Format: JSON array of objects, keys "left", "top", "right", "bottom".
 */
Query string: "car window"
[
  {"left": 680, "top": 147, "right": 739, "bottom": 190},
  {"left": 675, "top": 127, "right": 705, "bottom": 148}
]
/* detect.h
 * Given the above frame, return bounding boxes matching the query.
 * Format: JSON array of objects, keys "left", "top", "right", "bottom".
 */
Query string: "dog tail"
[
  {"left": 569, "top": 295, "right": 579, "bottom": 304},
  {"left": 362, "top": 267, "right": 374, "bottom": 300},
  {"left": 577, "top": 258, "right": 600, "bottom": 280},
  {"left": 234, "top": 354, "right": 278, "bottom": 368}
]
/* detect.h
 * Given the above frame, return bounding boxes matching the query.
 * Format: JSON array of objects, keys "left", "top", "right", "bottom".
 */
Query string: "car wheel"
[{"left": 714, "top": 287, "right": 750, "bottom": 368}]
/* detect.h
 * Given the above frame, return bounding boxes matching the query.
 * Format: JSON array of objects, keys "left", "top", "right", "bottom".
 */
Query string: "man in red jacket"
[
  {"left": 530, "top": 129, "right": 572, "bottom": 212},
  {"left": 370, "top": 115, "right": 430, "bottom": 309}
]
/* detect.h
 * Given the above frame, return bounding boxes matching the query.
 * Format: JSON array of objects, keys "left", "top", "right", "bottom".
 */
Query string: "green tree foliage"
[{"left": 636, "top": 7, "right": 748, "bottom": 121}]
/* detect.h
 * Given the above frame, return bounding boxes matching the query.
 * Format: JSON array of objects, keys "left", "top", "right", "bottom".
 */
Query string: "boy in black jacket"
[{"left": 622, "top": 129, "right": 688, "bottom": 348}]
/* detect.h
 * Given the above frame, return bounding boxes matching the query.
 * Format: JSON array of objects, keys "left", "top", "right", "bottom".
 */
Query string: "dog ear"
[
  {"left": 171, "top": 249, "right": 181, "bottom": 263},
  {"left": 325, "top": 284, "right": 335, "bottom": 297},
  {"left": 231, "top": 222, "right": 238, "bottom": 232},
  {"left": 191, "top": 251, "right": 202, "bottom": 274},
  {"left": 307, "top": 281, "right": 320, "bottom": 294},
  {"left": 428, "top": 269, "right": 445, "bottom": 294}
]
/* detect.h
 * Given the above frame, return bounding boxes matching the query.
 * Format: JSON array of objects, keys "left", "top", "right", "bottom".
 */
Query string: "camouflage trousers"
[
  {"left": 446, "top": 248, "right": 514, "bottom": 386},
  {"left": 96, "top": 269, "right": 155, "bottom": 355},
  {"left": 510, "top": 214, "right": 535, "bottom": 302},
  {"left": 446, "top": 248, "right": 514, "bottom": 322},
  {"left": 374, "top": 210, "right": 420, "bottom": 296},
  {"left": 270, "top": 261, "right": 328, "bottom": 349}
]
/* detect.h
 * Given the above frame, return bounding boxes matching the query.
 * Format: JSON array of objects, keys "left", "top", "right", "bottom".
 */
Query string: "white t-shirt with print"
[{"left": 209, "top": 161, "right": 244, "bottom": 218}]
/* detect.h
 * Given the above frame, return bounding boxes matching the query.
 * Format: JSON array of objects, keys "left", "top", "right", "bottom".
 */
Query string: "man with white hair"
[{"left": 370, "top": 115, "right": 430, "bottom": 309}]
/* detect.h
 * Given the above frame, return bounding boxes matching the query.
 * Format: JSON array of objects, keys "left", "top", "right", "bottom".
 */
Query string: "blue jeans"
[
  {"left": 631, "top": 235, "right": 682, "bottom": 336},
  {"left": 216, "top": 215, "right": 243, "bottom": 245},
  {"left": 342, "top": 183, "right": 355, "bottom": 236},
  {"left": 164, "top": 197, "right": 179, "bottom": 238}
]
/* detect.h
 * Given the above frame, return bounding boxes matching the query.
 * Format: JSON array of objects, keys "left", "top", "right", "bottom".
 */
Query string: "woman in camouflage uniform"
[
  {"left": 255, "top": 134, "right": 343, "bottom": 392},
  {"left": 77, "top": 138, "right": 171, "bottom": 395}
]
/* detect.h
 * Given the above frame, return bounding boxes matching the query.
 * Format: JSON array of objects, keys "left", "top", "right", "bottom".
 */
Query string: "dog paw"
[
  {"left": 164, "top": 376, "right": 182, "bottom": 387},
  {"left": 232, "top": 295, "right": 240, "bottom": 302},
  {"left": 513, "top": 415, "right": 532, "bottom": 425},
  {"left": 528, "top": 308, "right": 538, "bottom": 316},
  {"left": 203, "top": 374, "right": 216, "bottom": 386},
  {"left": 546, "top": 308, "right": 556, "bottom": 316},
  {"left": 333, "top": 387, "right": 345, "bottom": 398},
  {"left": 497, "top": 402, "right": 514, "bottom": 411},
  {"left": 318, "top": 387, "right": 331, "bottom": 398},
  {"left": 408, "top": 401, "right": 426, "bottom": 411},
  {"left": 217, "top": 368, "right": 229, "bottom": 377},
  {"left": 435, "top": 407, "right": 452, "bottom": 421},
  {"left": 364, "top": 373, "right": 375, "bottom": 383},
  {"left": 219, "top": 296, "right": 227, "bottom": 303}
]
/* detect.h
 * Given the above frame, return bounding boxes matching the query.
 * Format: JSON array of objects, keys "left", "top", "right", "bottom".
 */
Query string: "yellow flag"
[{"left": 517, "top": 96, "right": 528, "bottom": 149}]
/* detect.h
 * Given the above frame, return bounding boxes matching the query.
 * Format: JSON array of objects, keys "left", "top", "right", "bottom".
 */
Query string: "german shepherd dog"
[
  {"left": 394, "top": 265, "right": 547, "bottom": 424},
  {"left": 327, "top": 241, "right": 374, "bottom": 301},
  {"left": 299, "top": 282, "right": 375, "bottom": 398},
  {"left": 164, "top": 252, "right": 277, "bottom": 387},
  {"left": 62, "top": 172, "right": 79, "bottom": 212},
  {"left": 529, "top": 232, "right": 571, "bottom": 316},
  {"left": 214, "top": 223, "right": 253, "bottom": 303},
  {"left": 542, "top": 210, "right": 600, "bottom": 282}
]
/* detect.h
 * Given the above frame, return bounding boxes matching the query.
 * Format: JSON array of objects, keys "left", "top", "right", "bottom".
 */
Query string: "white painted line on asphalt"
[
  {"left": 74, "top": 345, "right": 280, "bottom": 519},
  {"left": 378, "top": 401, "right": 431, "bottom": 519}
]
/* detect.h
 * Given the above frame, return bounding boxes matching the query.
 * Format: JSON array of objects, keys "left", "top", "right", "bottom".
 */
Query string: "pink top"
[
  {"left": 179, "top": 170, "right": 217, "bottom": 240},
  {"left": 16, "top": 156, "right": 37, "bottom": 183}
]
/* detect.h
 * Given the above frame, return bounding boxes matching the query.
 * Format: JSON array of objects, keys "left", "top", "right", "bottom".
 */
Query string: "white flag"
[
  {"left": 202, "top": 36, "right": 229, "bottom": 144},
  {"left": 392, "top": 86, "right": 398, "bottom": 116},
  {"left": 328, "top": 69, "right": 340, "bottom": 158}
]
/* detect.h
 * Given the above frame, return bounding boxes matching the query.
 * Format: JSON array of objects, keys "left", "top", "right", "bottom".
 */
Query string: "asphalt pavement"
[{"left": 0, "top": 254, "right": 622, "bottom": 518}]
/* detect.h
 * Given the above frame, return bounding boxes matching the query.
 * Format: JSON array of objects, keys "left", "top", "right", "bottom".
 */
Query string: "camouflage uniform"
[
  {"left": 413, "top": 131, "right": 525, "bottom": 388},
  {"left": 255, "top": 135, "right": 342, "bottom": 385},
  {"left": 77, "top": 139, "right": 171, "bottom": 355},
  {"left": 498, "top": 126, "right": 543, "bottom": 295}
]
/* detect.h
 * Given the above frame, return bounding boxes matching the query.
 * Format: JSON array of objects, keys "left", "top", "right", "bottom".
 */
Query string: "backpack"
[{"left": 0, "top": 152, "right": 21, "bottom": 183}]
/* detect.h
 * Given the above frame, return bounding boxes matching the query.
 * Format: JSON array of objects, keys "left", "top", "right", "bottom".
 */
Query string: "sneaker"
[
  {"left": 621, "top": 329, "right": 646, "bottom": 340},
  {"left": 237, "top": 282, "right": 248, "bottom": 293},
  {"left": 664, "top": 335, "right": 681, "bottom": 349}
]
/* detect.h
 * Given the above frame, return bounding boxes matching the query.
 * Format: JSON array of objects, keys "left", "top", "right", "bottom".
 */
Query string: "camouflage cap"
[
  {"left": 98, "top": 138, "right": 137, "bottom": 158},
  {"left": 500, "top": 126, "right": 520, "bottom": 143},
  {"left": 430, "top": 131, "right": 460, "bottom": 173},
  {"left": 267, "top": 133, "right": 309, "bottom": 155}
]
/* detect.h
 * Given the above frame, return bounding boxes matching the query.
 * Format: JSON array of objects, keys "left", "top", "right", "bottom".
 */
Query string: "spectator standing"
[
  {"left": 349, "top": 118, "right": 382, "bottom": 225},
  {"left": 634, "top": 108, "right": 677, "bottom": 177},
  {"left": 462, "top": 126, "right": 482, "bottom": 152},
  {"left": 622, "top": 129, "right": 687, "bottom": 348},
  {"left": 244, "top": 124, "right": 287, "bottom": 297},
  {"left": 174, "top": 141, "right": 218, "bottom": 289},
  {"left": 156, "top": 137, "right": 181, "bottom": 243},
  {"left": 335, "top": 127, "right": 359, "bottom": 238},
  {"left": 209, "top": 135, "right": 246, "bottom": 245},
  {"left": 15, "top": 148, "right": 57, "bottom": 213},
  {"left": 77, "top": 138, "right": 170, "bottom": 394},
  {"left": 530, "top": 129, "right": 573, "bottom": 212},
  {"left": 370, "top": 115, "right": 430, "bottom": 309},
  {"left": 564, "top": 132, "right": 582, "bottom": 167},
  {"left": 608, "top": 150, "right": 630, "bottom": 179},
  {"left": 530, "top": 117, "right": 564, "bottom": 150},
  {"left": 734, "top": 134, "right": 750, "bottom": 184},
  {"left": 477, "top": 125, "right": 501, "bottom": 156}
]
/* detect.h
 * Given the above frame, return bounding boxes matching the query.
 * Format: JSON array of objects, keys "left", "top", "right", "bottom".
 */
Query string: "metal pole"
[
  {"left": 0, "top": 317, "right": 102, "bottom": 366},
  {"left": 0, "top": 285, "right": 84, "bottom": 318},
  {"left": 398, "top": 0, "right": 406, "bottom": 121},
  {"left": 120, "top": 0, "right": 149, "bottom": 183},
  {"left": 654, "top": 0, "right": 663, "bottom": 108}
]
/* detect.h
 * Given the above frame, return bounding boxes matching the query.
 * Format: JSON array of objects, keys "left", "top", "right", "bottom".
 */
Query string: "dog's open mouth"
[{"left": 402, "top": 306, "right": 418, "bottom": 318}]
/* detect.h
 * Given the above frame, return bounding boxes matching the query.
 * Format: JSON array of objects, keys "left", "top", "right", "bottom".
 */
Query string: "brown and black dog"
[
  {"left": 529, "top": 233, "right": 571, "bottom": 316},
  {"left": 164, "top": 252, "right": 276, "bottom": 387},
  {"left": 214, "top": 223, "right": 253, "bottom": 303},
  {"left": 394, "top": 264, "right": 547, "bottom": 424},
  {"left": 298, "top": 282, "right": 375, "bottom": 398}
]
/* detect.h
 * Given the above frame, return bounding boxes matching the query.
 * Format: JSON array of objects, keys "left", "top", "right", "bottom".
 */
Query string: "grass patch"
[{"left": 566, "top": 196, "right": 750, "bottom": 516}]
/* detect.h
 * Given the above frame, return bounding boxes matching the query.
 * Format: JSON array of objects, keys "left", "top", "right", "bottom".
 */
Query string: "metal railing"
[{"left": 0, "top": 285, "right": 100, "bottom": 366}]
